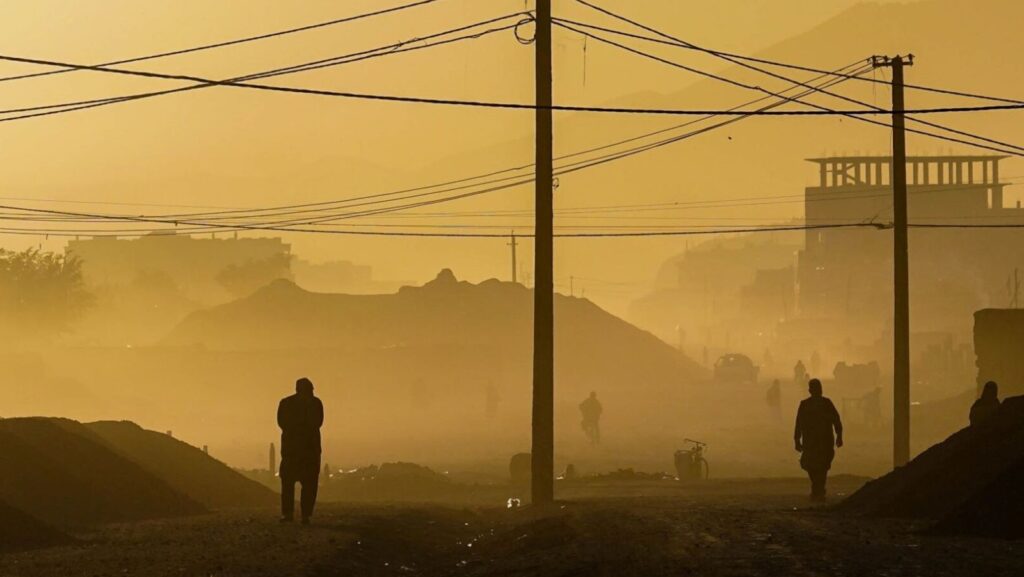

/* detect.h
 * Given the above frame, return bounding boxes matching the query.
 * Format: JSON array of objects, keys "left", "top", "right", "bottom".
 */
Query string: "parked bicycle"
[{"left": 674, "top": 438, "right": 710, "bottom": 480}]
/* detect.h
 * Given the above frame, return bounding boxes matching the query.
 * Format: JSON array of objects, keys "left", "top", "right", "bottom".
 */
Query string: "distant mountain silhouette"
[
  {"left": 0, "top": 418, "right": 205, "bottom": 527},
  {"left": 0, "top": 499, "right": 70, "bottom": 552},
  {"left": 163, "top": 271, "right": 703, "bottom": 398},
  {"left": 84, "top": 420, "right": 275, "bottom": 510},
  {"left": 412, "top": 0, "right": 1024, "bottom": 288}
]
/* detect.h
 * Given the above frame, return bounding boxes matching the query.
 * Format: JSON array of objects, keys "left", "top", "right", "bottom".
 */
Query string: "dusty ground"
[{"left": 2, "top": 477, "right": 1021, "bottom": 577}]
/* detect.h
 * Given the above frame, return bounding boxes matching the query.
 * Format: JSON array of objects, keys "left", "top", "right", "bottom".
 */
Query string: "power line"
[
  {"left": 0, "top": 13, "right": 527, "bottom": 121},
  {"left": 1, "top": 53, "right": 1022, "bottom": 118},
  {"left": 138, "top": 62, "right": 871, "bottom": 223},
  {"left": 555, "top": 16, "right": 1024, "bottom": 155},
  {"left": 4, "top": 174, "right": 1003, "bottom": 232},
  {"left": 9, "top": 59, "right": 869, "bottom": 230},
  {"left": 262, "top": 65, "right": 872, "bottom": 230},
  {"left": 0, "top": 0, "right": 442, "bottom": 83},
  {"left": 177, "top": 58, "right": 867, "bottom": 223},
  {"left": 0, "top": 217, "right": 890, "bottom": 238},
  {"left": 556, "top": 16, "right": 1024, "bottom": 158},
  {"left": 0, "top": 61, "right": 883, "bottom": 235},
  {"left": 573, "top": 0, "right": 1024, "bottom": 107},
  {"left": 0, "top": 58, "right": 1008, "bottom": 232}
]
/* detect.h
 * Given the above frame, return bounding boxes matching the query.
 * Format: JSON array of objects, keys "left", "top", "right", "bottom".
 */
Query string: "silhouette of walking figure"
[
  {"left": 794, "top": 378, "right": 843, "bottom": 501},
  {"left": 793, "top": 360, "right": 807, "bottom": 386},
  {"left": 579, "top": 391, "right": 603, "bottom": 444},
  {"left": 278, "top": 377, "right": 324, "bottom": 524},
  {"left": 969, "top": 381, "right": 1000, "bottom": 427}
]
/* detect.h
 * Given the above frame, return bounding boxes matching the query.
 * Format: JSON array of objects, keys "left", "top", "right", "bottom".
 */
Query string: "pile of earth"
[
  {"left": 85, "top": 420, "right": 275, "bottom": 510},
  {"left": 322, "top": 462, "right": 460, "bottom": 501},
  {"left": 162, "top": 270, "right": 704, "bottom": 402},
  {"left": 839, "top": 395, "right": 1024, "bottom": 538},
  {"left": 0, "top": 417, "right": 276, "bottom": 539},
  {"left": 0, "top": 499, "right": 71, "bottom": 552},
  {"left": 580, "top": 469, "right": 676, "bottom": 482},
  {"left": 0, "top": 417, "right": 204, "bottom": 528}
]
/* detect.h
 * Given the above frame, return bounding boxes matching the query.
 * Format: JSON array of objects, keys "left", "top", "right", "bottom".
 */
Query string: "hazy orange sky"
[{"left": 0, "top": 0, "right": 1019, "bottom": 313}]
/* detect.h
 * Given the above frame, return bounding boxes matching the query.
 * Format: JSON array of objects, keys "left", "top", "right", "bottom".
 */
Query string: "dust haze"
[{"left": 2, "top": 0, "right": 1024, "bottom": 575}]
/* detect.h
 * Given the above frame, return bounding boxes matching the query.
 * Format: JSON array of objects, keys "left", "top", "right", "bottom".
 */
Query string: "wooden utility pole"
[
  {"left": 531, "top": 0, "right": 555, "bottom": 505},
  {"left": 874, "top": 54, "right": 914, "bottom": 468},
  {"left": 508, "top": 231, "right": 519, "bottom": 284}
]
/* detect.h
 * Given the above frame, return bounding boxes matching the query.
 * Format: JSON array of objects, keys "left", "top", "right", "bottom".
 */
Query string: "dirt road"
[{"left": 2, "top": 477, "right": 1020, "bottom": 577}]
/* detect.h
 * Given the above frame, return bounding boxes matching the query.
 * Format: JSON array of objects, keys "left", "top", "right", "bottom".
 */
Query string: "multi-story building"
[{"left": 797, "top": 155, "right": 1024, "bottom": 339}]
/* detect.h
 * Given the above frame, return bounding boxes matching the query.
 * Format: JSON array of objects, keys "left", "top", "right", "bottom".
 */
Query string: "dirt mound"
[
  {"left": 933, "top": 455, "right": 1024, "bottom": 538},
  {"left": 585, "top": 469, "right": 675, "bottom": 482},
  {"left": 84, "top": 420, "right": 276, "bottom": 510},
  {"left": 839, "top": 396, "right": 1024, "bottom": 537},
  {"left": 0, "top": 499, "right": 71, "bottom": 551},
  {"left": 163, "top": 271, "right": 704, "bottom": 405},
  {"left": 323, "top": 462, "right": 458, "bottom": 501},
  {"left": 0, "top": 417, "right": 205, "bottom": 527}
]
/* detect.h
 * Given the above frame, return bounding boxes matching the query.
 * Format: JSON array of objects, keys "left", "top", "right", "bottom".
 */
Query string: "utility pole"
[
  {"left": 531, "top": 0, "right": 555, "bottom": 505},
  {"left": 873, "top": 54, "right": 914, "bottom": 468},
  {"left": 508, "top": 231, "right": 519, "bottom": 284}
]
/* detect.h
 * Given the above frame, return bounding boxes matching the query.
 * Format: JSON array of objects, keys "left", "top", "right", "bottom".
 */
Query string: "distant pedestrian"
[
  {"left": 969, "top": 381, "right": 1001, "bottom": 427},
  {"left": 278, "top": 377, "right": 324, "bottom": 524},
  {"left": 794, "top": 378, "right": 843, "bottom": 501},
  {"left": 579, "top": 391, "right": 603, "bottom": 444},
  {"left": 793, "top": 360, "right": 807, "bottom": 386}
]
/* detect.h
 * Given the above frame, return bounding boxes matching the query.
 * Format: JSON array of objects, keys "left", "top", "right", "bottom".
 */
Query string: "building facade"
[{"left": 798, "top": 155, "right": 1024, "bottom": 337}]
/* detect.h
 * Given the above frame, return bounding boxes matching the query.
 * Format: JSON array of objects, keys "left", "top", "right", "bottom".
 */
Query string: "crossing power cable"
[
  {"left": 0, "top": 12, "right": 529, "bottom": 121},
  {"left": 2, "top": 65, "right": 991, "bottom": 236},
  {"left": 0, "top": 62, "right": 878, "bottom": 233},
  {"left": 204, "top": 64, "right": 876, "bottom": 230},
  {"left": 0, "top": 57, "right": 871, "bottom": 229},
  {"left": 554, "top": 15, "right": 1024, "bottom": 155},
  {"left": 0, "top": 0, "right": 443, "bottom": 83},
  {"left": 0, "top": 53, "right": 1021, "bottom": 118},
  {"left": 553, "top": 18, "right": 1024, "bottom": 158},
  {"left": 0, "top": 59, "right": 873, "bottom": 232},
  {"left": 137, "top": 60, "right": 871, "bottom": 222},
  {"left": 573, "top": 0, "right": 1024, "bottom": 107}
]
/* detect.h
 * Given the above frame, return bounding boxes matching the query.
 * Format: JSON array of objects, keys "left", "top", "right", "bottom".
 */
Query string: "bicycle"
[{"left": 674, "top": 438, "right": 710, "bottom": 480}]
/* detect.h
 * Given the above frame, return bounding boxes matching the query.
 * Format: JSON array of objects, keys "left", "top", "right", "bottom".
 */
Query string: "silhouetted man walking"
[
  {"left": 278, "top": 377, "right": 324, "bottom": 524},
  {"left": 580, "top": 391, "right": 603, "bottom": 444},
  {"left": 794, "top": 378, "right": 843, "bottom": 501}
]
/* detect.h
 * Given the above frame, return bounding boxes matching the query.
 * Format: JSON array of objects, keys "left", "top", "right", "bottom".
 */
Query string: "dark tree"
[{"left": 0, "top": 248, "right": 92, "bottom": 337}]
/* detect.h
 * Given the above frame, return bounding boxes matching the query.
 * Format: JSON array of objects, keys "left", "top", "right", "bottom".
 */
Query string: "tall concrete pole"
[{"left": 531, "top": 0, "right": 555, "bottom": 505}]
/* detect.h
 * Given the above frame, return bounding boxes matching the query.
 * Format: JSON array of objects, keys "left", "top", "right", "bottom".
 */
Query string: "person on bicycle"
[{"left": 794, "top": 378, "right": 843, "bottom": 501}]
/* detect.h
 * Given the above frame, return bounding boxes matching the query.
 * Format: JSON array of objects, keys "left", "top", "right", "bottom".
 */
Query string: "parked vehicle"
[{"left": 713, "top": 353, "right": 760, "bottom": 384}]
